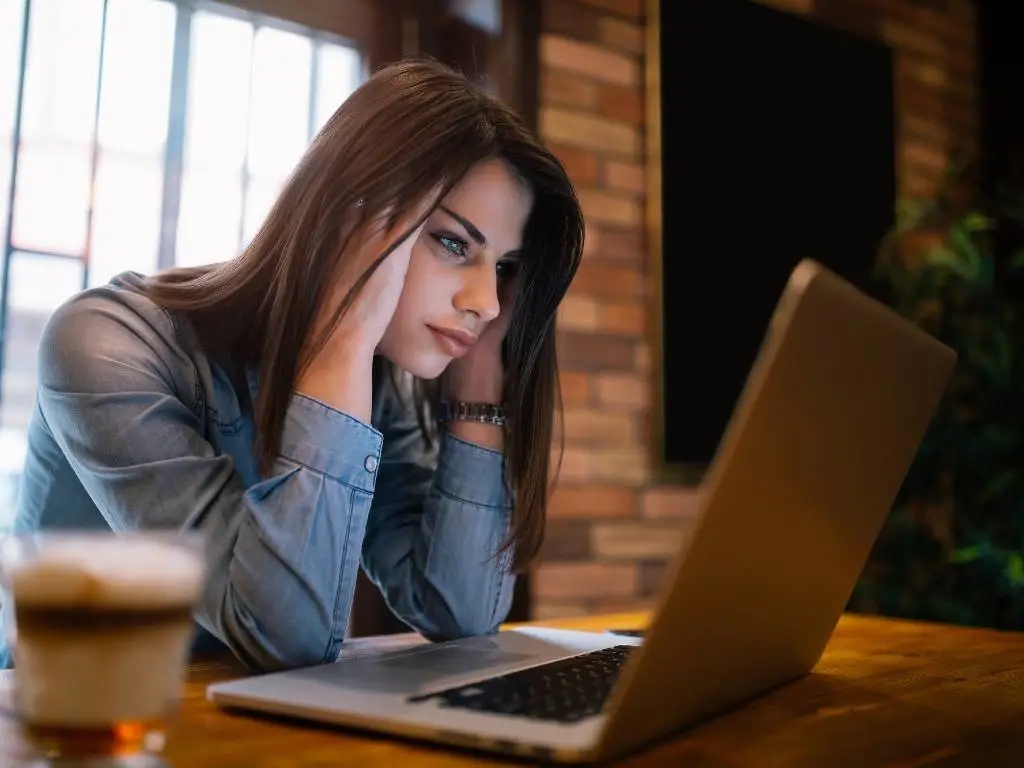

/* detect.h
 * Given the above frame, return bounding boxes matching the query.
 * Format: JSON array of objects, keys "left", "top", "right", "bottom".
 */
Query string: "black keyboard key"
[{"left": 407, "top": 645, "right": 635, "bottom": 724}]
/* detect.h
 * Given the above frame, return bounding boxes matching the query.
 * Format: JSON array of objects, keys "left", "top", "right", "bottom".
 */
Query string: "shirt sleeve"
[
  {"left": 33, "top": 293, "right": 383, "bottom": 672},
  {"left": 359, "top": 374, "right": 517, "bottom": 641}
]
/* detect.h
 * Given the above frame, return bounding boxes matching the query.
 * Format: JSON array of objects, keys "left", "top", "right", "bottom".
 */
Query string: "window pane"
[
  {"left": 0, "top": 0, "right": 27, "bottom": 254},
  {"left": 11, "top": 143, "right": 91, "bottom": 253},
  {"left": 96, "top": 0, "right": 176, "bottom": 154},
  {"left": 184, "top": 12, "right": 252, "bottom": 171},
  {"left": 13, "top": 0, "right": 102, "bottom": 256},
  {"left": 314, "top": 43, "right": 361, "bottom": 135},
  {"left": 1, "top": 293, "right": 45, "bottom": 467},
  {"left": 176, "top": 168, "right": 242, "bottom": 267},
  {"left": 20, "top": 0, "right": 103, "bottom": 145},
  {"left": 242, "top": 176, "right": 281, "bottom": 247},
  {"left": 0, "top": 149, "right": 10, "bottom": 253},
  {"left": 0, "top": 0, "right": 27, "bottom": 135},
  {"left": 88, "top": 153, "right": 163, "bottom": 286},
  {"left": 1, "top": 253, "right": 82, "bottom": 462},
  {"left": 8, "top": 251, "right": 82, "bottom": 313},
  {"left": 247, "top": 26, "right": 310, "bottom": 178}
]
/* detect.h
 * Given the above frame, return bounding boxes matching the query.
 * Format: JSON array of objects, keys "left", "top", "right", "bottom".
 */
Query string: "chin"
[{"left": 383, "top": 350, "right": 451, "bottom": 381}]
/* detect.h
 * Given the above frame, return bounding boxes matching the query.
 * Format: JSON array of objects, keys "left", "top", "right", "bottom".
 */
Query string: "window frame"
[{"left": 0, "top": 0, "right": 371, "bottom": 401}]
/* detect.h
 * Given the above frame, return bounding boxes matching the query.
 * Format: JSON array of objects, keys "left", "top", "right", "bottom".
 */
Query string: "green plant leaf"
[
  {"left": 923, "top": 245, "right": 975, "bottom": 278},
  {"left": 1007, "top": 554, "right": 1024, "bottom": 587},
  {"left": 950, "top": 543, "right": 987, "bottom": 564},
  {"left": 977, "top": 469, "right": 1019, "bottom": 506},
  {"left": 962, "top": 212, "right": 994, "bottom": 232}
]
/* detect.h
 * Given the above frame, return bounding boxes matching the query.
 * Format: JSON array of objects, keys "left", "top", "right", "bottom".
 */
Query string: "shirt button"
[{"left": 364, "top": 455, "right": 378, "bottom": 473}]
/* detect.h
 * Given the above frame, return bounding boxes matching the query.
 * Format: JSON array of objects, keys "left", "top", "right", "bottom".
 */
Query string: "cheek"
[{"left": 388, "top": 252, "right": 449, "bottom": 337}]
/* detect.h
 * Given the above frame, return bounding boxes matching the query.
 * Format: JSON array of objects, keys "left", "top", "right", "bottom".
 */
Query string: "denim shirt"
[{"left": 2, "top": 273, "right": 516, "bottom": 671}]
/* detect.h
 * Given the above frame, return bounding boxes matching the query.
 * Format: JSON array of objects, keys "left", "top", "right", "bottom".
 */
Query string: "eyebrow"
[
  {"left": 437, "top": 205, "right": 522, "bottom": 260},
  {"left": 439, "top": 205, "right": 486, "bottom": 247}
]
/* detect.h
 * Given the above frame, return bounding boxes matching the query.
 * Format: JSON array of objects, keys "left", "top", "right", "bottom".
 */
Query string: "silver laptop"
[{"left": 207, "top": 259, "right": 957, "bottom": 763}]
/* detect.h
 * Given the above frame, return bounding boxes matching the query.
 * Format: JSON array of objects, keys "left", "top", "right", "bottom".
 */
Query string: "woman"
[{"left": 5, "top": 59, "right": 583, "bottom": 671}]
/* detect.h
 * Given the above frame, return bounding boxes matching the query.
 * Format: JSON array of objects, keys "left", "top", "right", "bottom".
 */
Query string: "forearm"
[
  {"left": 363, "top": 433, "right": 516, "bottom": 639},
  {"left": 444, "top": 357, "right": 505, "bottom": 451},
  {"left": 209, "top": 465, "right": 373, "bottom": 670},
  {"left": 296, "top": 340, "right": 375, "bottom": 424},
  {"left": 199, "top": 396, "right": 383, "bottom": 670},
  {"left": 445, "top": 420, "right": 503, "bottom": 451}
]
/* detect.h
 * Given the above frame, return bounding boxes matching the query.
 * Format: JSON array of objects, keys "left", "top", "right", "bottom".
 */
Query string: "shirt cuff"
[
  {"left": 434, "top": 432, "right": 510, "bottom": 509},
  {"left": 278, "top": 394, "right": 383, "bottom": 493}
]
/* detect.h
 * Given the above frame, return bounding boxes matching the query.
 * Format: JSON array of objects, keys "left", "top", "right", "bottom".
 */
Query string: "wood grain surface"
[{"left": 1, "top": 611, "right": 1022, "bottom": 767}]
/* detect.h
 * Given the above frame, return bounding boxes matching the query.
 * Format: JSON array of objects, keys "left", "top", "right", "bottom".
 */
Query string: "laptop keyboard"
[{"left": 407, "top": 644, "right": 635, "bottom": 723}]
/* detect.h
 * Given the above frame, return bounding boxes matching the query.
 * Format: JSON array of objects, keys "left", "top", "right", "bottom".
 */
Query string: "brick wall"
[{"left": 533, "top": 0, "right": 978, "bottom": 620}]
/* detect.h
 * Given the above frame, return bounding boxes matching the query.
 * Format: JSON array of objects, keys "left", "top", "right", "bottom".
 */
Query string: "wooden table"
[{"left": 1, "top": 611, "right": 1023, "bottom": 766}]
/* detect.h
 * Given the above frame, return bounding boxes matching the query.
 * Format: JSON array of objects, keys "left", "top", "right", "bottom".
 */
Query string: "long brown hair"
[{"left": 143, "top": 58, "right": 584, "bottom": 572}]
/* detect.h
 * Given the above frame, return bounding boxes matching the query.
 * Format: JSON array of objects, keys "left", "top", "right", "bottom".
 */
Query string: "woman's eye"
[
  {"left": 432, "top": 233, "right": 469, "bottom": 259},
  {"left": 497, "top": 260, "right": 520, "bottom": 280}
]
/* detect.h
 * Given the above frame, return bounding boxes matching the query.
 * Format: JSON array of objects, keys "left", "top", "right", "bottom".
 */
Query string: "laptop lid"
[{"left": 595, "top": 259, "right": 957, "bottom": 760}]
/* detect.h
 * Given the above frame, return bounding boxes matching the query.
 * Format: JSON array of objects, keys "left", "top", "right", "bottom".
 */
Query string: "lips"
[{"left": 428, "top": 325, "right": 478, "bottom": 358}]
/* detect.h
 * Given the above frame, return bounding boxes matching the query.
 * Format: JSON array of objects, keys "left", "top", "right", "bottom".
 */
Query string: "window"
[{"left": 0, "top": 0, "right": 365, "bottom": 504}]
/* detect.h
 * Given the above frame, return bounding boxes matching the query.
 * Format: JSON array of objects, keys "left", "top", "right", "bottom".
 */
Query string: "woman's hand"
[
  {"left": 441, "top": 276, "right": 518, "bottom": 450},
  {"left": 296, "top": 201, "right": 433, "bottom": 422}
]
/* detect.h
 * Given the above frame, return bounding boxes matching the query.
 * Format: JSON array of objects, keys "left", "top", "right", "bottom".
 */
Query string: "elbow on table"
[
  {"left": 217, "top": 595, "right": 339, "bottom": 673},
  {"left": 420, "top": 596, "right": 511, "bottom": 643}
]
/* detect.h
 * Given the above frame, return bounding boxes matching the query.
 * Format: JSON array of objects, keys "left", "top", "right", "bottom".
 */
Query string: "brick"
[
  {"left": 577, "top": 0, "right": 643, "bottom": 20},
  {"left": 594, "top": 372, "right": 649, "bottom": 410},
  {"left": 541, "top": 36, "right": 639, "bottom": 87},
  {"left": 548, "top": 484, "right": 637, "bottom": 518},
  {"left": 898, "top": 165, "right": 943, "bottom": 198},
  {"left": 594, "top": 599, "right": 651, "bottom": 614},
  {"left": 901, "top": 141, "right": 948, "bottom": 173},
  {"left": 542, "top": 0, "right": 600, "bottom": 41},
  {"left": 881, "top": 20, "right": 947, "bottom": 58},
  {"left": 870, "top": 1, "right": 973, "bottom": 47},
  {"left": 757, "top": 0, "right": 813, "bottom": 13},
  {"left": 813, "top": 1, "right": 879, "bottom": 39},
  {"left": 534, "top": 561, "right": 638, "bottom": 600},
  {"left": 562, "top": 408, "right": 636, "bottom": 443},
  {"left": 540, "top": 69, "right": 598, "bottom": 110},
  {"left": 539, "top": 519, "right": 592, "bottom": 560},
  {"left": 558, "top": 332, "right": 635, "bottom": 371},
  {"left": 902, "top": 173, "right": 937, "bottom": 200},
  {"left": 531, "top": 601, "right": 590, "bottom": 621},
  {"left": 599, "top": 82, "right": 644, "bottom": 125},
  {"left": 555, "top": 447, "right": 592, "bottom": 481},
  {"left": 634, "top": 409, "right": 653, "bottom": 448},
  {"left": 594, "top": 226, "right": 644, "bottom": 263},
  {"left": 587, "top": 448, "right": 651, "bottom": 484},
  {"left": 592, "top": 522, "right": 689, "bottom": 559},
  {"left": 571, "top": 262, "right": 642, "bottom": 300},
  {"left": 634, "top": 342, "right": 651, "bottom": 373},
  {"left": 598, "top": 302, "right": 644, "bottom": 334},
  {"left": 638, "top": 559, "right": 671, "bottom": 597},
  {"left": 911, "top": 61, "right": 948, "bottom": 90},
  {"left": 579, "top": 188, "right": 642, "bottom": 228},
  {"left": 557, "top": 294, "right": 600, "bottom": 331},
  {"left": 582, "top": 223, "right": 601, "bottom": 259},
  {"left": 604, "top": 160, "right": 645, "bottom": 195},
  {"left": 643, "top": 486, "right": 701, "bottom": 518},
  {"left": 540, "top": 107, "right": 640, "bottom": 156},
  {"left": 597, "top": 17, "right": 644, "bottom": 55},
  {"left": 555, "top": 446, "right": 649, "bottom": 484},
  {"left": 900, "top": 91, "right": 972, "bottom": 139},
  {"left": 550, "top": 143, "right": 600, "bottom": 186},
  {"left": 558, "top": 371, "right": 591, "bottom": 407},
  {"left": 901, "top": 113, "right": 952, "bottom": 147}
]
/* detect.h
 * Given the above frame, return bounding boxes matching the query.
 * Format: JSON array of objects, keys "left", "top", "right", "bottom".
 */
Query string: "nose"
[{"left": 454, "top": 264, "right": 501, "bottom": 323}]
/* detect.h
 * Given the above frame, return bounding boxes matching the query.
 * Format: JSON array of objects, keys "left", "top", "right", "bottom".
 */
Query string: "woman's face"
[{"left": 377, "top": 158, "right": 533, "bottom": 380}]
